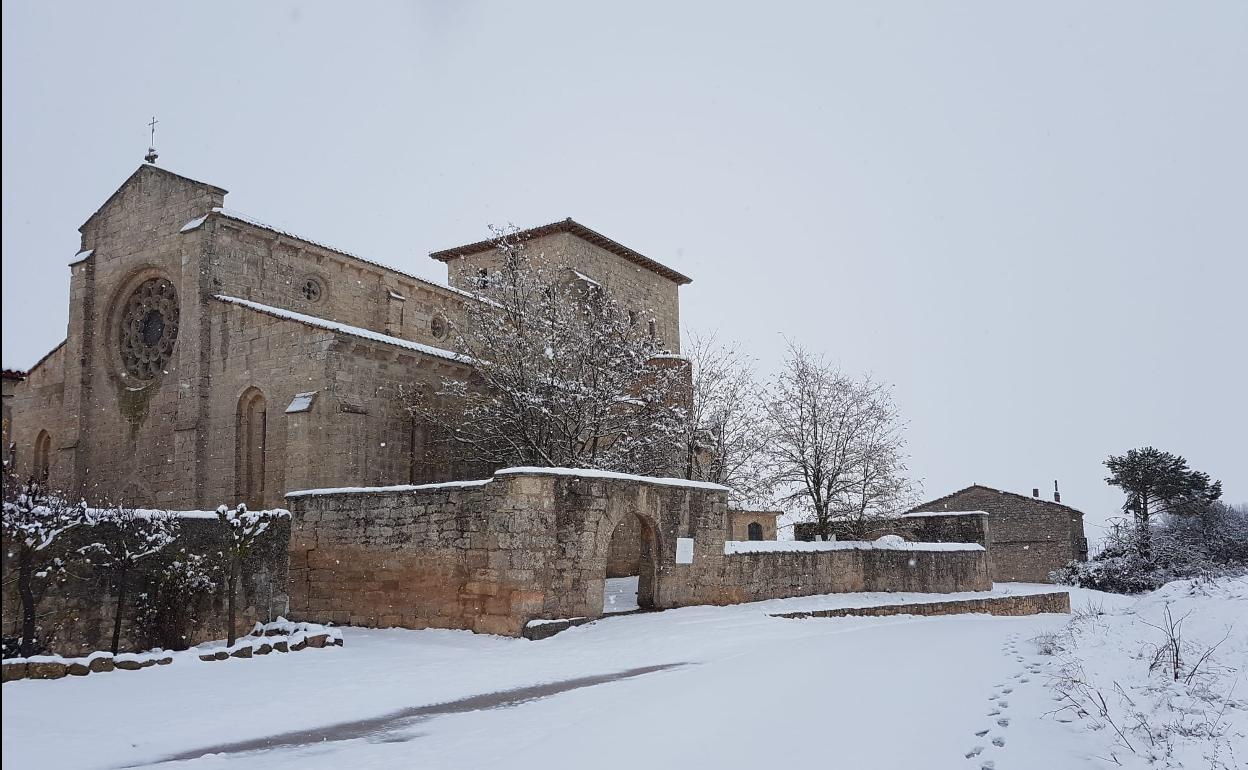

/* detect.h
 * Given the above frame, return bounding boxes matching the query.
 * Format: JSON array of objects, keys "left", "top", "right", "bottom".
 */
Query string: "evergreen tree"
[{"left": 1104, "top": 446, "right": 1222, "bottom": 561}]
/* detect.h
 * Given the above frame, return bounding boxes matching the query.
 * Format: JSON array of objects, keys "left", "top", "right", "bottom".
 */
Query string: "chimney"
[
  {"left": 1053, "top": 480, "right": 1061, "bottom": 504},
  {"left": 1032, "top": 488, "right": 1039, "bottom": 498}
]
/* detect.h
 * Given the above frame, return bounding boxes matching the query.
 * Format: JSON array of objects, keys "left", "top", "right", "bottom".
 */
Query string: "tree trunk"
[
  {"left": 111, "top": 565, "right": 128, "bottom": 654},
  {"left": 18, "top": 547, "right": 37, "bottom": 657},
  {"left": 226, "top": 557, "right": 240, "bottom": 646}
]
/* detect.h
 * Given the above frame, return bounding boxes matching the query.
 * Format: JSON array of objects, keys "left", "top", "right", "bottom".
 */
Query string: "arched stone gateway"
[{"left": 602, "top": 512, "right": 659, "bottom": 612}]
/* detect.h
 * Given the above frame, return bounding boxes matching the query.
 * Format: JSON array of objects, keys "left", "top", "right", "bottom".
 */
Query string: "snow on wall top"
[
  {"left": 82, "top": 507, "right": 291, "bottom": 520},
  {"left": 899, "top": 510, "right": 989, "bottom": 519},
  {"left": 724, "top": 537, "right": 985, "bottom": 555},
  {"left": 494, "top": 466, "right": 731, "bottom": 492},
  {"left": 286, "top": 467, "right": 732, "bottom": 498},
  {"left": 285, "top": 479, "right": 494, "bottom": 498},
  {"left": 213, "top": 295, "right": 468, "bottom": 364}
]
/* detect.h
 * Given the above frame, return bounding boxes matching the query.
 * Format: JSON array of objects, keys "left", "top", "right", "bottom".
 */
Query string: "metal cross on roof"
[{"left": 145, "top": 116, "right": 159, "bottom": 164}]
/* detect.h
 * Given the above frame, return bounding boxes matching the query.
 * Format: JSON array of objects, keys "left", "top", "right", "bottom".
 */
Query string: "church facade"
[{"left": 5, "top": 164, "right": 691, "bottom": 511}]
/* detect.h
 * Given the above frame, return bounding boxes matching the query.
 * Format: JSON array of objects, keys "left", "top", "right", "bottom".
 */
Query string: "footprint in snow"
[
  {"left": 989, "top": 694, "right": 999, "bottom": 700},
  {"left": 997, "top": 717, "right": 1010, "bottom": 727},
  {"left": 981, "top": 761, "right": 996, "bottom": 770},
  {"left": 988, "top": 709, "right": 1001, "bottom": 716},
  {"left": 992, "top": 736, "right": 1006, "bottom": 747},
  {"left": 1020, "top": 678, "right": 1030, "bottom": 683},
  {"left": 965, "top": 746, "right": 984, "bottom": 758},
  {"left": 1002, "top": 688, "right": 1013, "bottom": 694},
  {"left": 999, "top": 701, "right": 1009, "bottom": 708},
  {"left": 975, "top": 729, "right": 990, "bottom": 737}
]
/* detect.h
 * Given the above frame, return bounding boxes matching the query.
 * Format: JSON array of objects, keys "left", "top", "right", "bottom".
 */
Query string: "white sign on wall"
[{"left": 675, "top": 537, "right": 694, "bottom": 564}]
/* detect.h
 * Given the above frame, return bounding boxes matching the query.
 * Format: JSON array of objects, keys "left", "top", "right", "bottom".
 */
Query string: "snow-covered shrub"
[
  {"left": 2, "top": 476, "right": 86, "bottom": 656},
  {"left": 134, "top": 551, "right": 222, "bottom": 652},
  {"left": 1054, "top": 503, "right": 1248, "bottom": 594},
  {"left": 78, "top": 506, "right": 180, "bottom": 653},
  {"left": 217, "top": 504, "right": 286, "bottom": 645}
]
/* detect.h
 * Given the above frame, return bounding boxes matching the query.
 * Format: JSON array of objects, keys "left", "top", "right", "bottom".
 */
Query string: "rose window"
[{"left": 119, "top": 278, "right": 179, "bottom": 380}]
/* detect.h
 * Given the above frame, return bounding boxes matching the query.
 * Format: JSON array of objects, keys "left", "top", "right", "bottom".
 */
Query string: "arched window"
[
  {"left": 235, "top": 388, "right": 267, "bottom": 509},
  {"left": 33, "top": 430, "right": 52, "bottom": 481},
  {"left": 747, "top": 521, "right": 764, "bottom": 541}
]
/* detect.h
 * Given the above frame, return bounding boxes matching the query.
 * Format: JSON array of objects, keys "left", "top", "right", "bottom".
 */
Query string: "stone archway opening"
[{"left": 603, "top": 513, "right": 658, "bottom": 614}]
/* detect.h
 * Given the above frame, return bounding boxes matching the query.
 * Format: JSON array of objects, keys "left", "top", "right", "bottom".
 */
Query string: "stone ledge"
[{"left": 771, "top": 592, "right": 1071, "bottom": 620}]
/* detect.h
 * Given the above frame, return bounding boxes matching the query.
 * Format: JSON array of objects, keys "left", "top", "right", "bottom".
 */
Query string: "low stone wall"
[
  {"left": 715, "top": 545, "right": 991, "bottom": 605},
  {"left": 795, "top": 512, "right": 990, "bottom": 546},
  {"left": 772, "top": 591, "right": 1071, "bottom": 619},
  {"left": 1, "top": 514, "right": 289, "bottom": 657}
]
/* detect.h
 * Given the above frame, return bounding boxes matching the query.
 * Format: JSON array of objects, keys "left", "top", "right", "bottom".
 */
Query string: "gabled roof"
[
  {"left": 909, "top": 484, "right": 1084, "bottom": 516},
  {"left": 80, "top": 164, "right": 227, "bottom": 232},
  {"left": 429, "top": 218, "right": 693, "bottom": 286},
  {"left": 213, "top": 295, "right": 468, "bottom": 364}
]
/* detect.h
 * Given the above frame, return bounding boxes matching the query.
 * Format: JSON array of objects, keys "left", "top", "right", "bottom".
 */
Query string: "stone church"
[{"left": 4, "top": 163, "right": 692, "bottom": 511}]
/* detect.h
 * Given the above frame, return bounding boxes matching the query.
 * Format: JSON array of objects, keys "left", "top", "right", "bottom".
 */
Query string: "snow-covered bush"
[
  {"left": 78, "top": 506, "right": 180, "bottom": 653},
  {"left": 217, "top": 504, "right": 286, "bottom": 645},
  {"left": 134, "top": 550, "right": 222, "bottom": 651},
  {"left": 2, "top": 476, "right": 86, "bottom": 656},
  {"left": 1055, "top": 503, "right": 1248, "bottom": 593}
]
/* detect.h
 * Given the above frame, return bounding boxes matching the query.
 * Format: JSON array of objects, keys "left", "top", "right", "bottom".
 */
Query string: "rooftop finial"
[{"left": 144, "top": 116, "right": 159, "bottom": 164}]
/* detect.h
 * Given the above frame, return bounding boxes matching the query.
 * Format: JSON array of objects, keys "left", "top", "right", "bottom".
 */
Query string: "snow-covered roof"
[
  {"left": 494, "top": 466, "right": 731, "bottom": 492},
  {"left": 213, "top": 295, "right": 469, "bottom": 364},
  {"left": 286, "top": 467, "right": 732, "bottom": 498},
  {"left": 430, "top": 218, "right": 693, "bottom": 286},
  {"left": 68, "top": 248, "right": 94, "bottom": 265},
  {"left": 900, "top": 510, "right": 989, "bottom": 519},
  {"left": 724, "top": 538, "right": 985, "bottom": 555},
  {"left": 286, "top": 479, "right": 493, "bottom": 498}
]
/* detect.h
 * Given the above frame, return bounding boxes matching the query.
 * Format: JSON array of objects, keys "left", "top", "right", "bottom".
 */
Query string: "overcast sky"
[{"left": 3, "top": 1, "right": 1245, "bottom": 537}]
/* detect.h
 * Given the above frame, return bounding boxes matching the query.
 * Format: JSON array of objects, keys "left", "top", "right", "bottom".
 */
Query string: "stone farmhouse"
[{"left": 907, "top": 484, "right": 1089, "bottom": 583}]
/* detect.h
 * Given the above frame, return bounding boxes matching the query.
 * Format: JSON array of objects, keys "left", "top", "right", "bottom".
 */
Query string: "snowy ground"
[
  {"left": 3, "top": 579, "right": 1244, "bottom": 770},
  {"left": 603, "top": 576, "right": 640, "bottom": 614}
]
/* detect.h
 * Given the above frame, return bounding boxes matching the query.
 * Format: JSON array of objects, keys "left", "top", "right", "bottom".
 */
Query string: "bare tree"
[
  {"left": 1, "top": 475, "right": 85, "bottom": 656},
  {"left": 682, "top": 333, "right": 772, "bottom": 507},
  {"left": 765, "top": 343, "right": 915, "bottom": 540},
  {"left": 412, "top": 227, "right": 688, "bottom": 476},
  {"left": 79, "top": 506, "right": 179, "bottom": 653},
  {"left": 827, "top": 386, "right": 919, "bottom": 538}
]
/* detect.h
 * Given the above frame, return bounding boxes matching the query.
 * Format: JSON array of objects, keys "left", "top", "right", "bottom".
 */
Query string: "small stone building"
[
  {"left": 908, "top": 485, "right": 1089, "bottom": 583},
  {"left": 727, "top": 510, "right": 780, "bottom": 541}
]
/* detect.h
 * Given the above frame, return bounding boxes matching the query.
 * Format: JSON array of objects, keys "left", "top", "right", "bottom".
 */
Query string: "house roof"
[
  {"left": 2, "top": 369, "right": 26, "bottom": 381},
  {"left": 909, "top": 484, "right": 1085, "bottom": 516},
  {"left": 429, "top": 218, "right": 693, "bottom": 286}
]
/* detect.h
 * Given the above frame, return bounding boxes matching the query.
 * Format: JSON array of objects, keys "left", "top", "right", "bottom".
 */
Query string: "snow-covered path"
[{"left": 3, "top": 587, "right": 1115, "bottom": 770}]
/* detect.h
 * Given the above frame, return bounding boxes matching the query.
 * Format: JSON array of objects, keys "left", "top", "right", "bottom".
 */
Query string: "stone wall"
[
  {"left": 286, "top": 469, "right": 994, "bottom": 638},
  {"left": 714, "top": 546, "right": 990, "bottom": 605},
  {"left": 773, "top": 591, "right": 1070, "bottom": 619},
  {"left": 1, "top": 514, "right": 289, "bottom": 657}
]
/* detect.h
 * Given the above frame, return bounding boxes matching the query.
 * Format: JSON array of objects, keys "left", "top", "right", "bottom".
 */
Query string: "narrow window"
[
  {"left": 33, "top": 430, "right": 52, "bottom": 481},
  {"left": 648, "top": 320, "right": 657, "bottom": 340},
  {"left": 236, "top": 388, "right": 267, "bottom": 509},
  {"left": 747, "top": 522, "right": 764, "bottom": 541}
]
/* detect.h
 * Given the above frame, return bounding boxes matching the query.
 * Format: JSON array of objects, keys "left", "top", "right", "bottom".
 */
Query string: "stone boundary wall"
[
  {"left": 714, "top": 546, "right": 991, "bottom": 605},
  {"left": 1, "top": 514, "right": 290, "bottom": 657},
  {"left": 795, "top": 512, "right": 990, "bottom": 547},
  {"left": 772, "top": 591, "right": 1071, "bottom": 619},
  {"left": 287, "top": 469, "right": 997, "bottom": 637}
]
